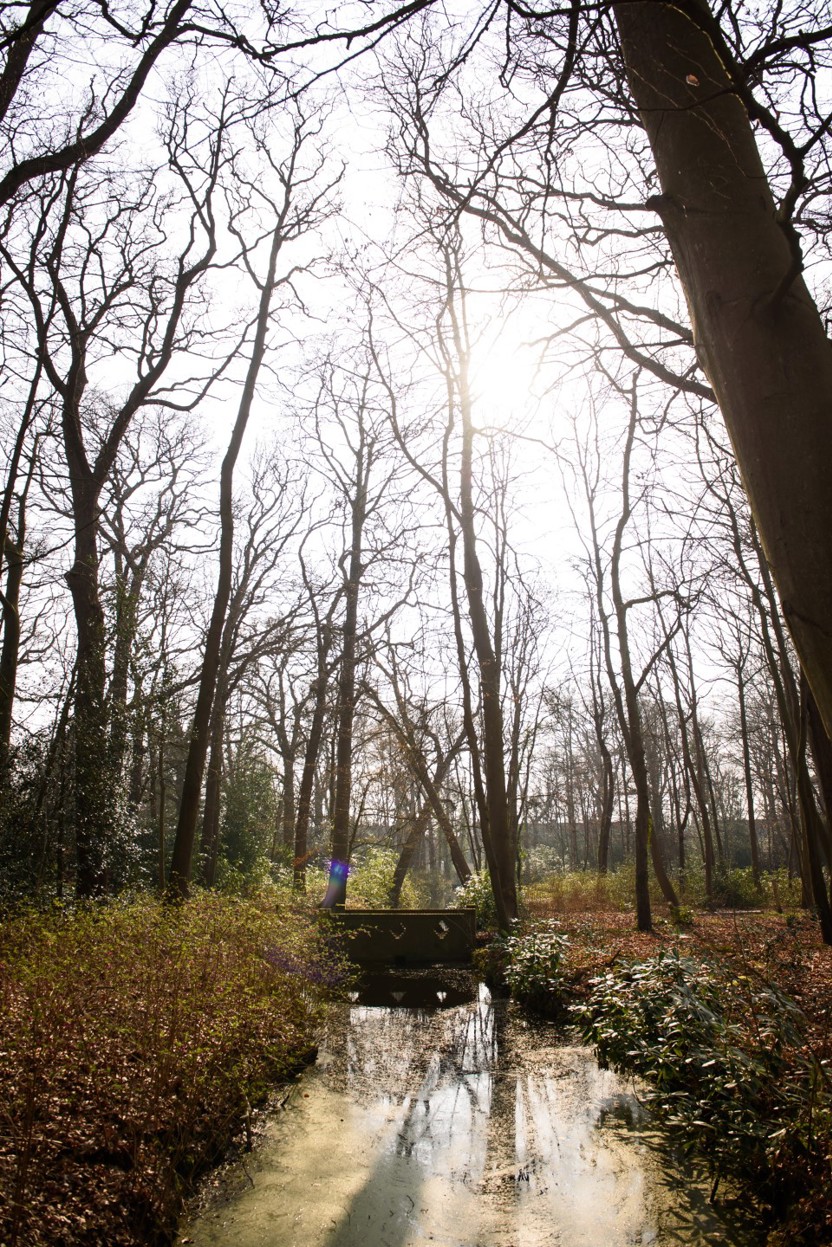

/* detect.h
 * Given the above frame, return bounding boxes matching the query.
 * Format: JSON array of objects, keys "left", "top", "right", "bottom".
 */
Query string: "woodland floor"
[
  {"left": 544, "top": 907, "right": 832, "bottom": 1052},
  {"left": 4, "top": 900, "right": 832, "bottom": 1246}
]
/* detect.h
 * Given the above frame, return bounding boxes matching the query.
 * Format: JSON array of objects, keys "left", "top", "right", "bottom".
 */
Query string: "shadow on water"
[{"left": 180, "top": 973, "right": 765, "bottom": 1247}]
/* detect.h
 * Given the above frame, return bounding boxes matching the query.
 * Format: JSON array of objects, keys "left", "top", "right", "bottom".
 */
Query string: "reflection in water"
[{"left": 180, "top": 977, "right": 761, "bottom": 1247}]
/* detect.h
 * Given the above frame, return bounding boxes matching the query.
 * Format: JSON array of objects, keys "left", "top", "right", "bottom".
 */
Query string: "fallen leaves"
[{"left": 0, "top": 893, "right": 330, "bottom": 1247}]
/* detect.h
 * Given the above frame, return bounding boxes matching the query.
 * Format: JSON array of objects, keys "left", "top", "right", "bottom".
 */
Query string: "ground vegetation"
[
  {"left": 0, "top": 890, "right": 339, "bottom": 1247},
  {"left": 500, "top": 900, "right": 832, "bottom": 1245}
]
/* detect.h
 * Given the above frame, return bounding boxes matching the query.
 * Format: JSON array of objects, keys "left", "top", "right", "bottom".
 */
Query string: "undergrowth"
[
  {"left": 524, "top": 866, "right": 804, "bottom": 917},
  {"left": 0, "top": 891, "right": 342, "bottom": 1247},
  {"left": 573, "top": 952, "right": 825, "bottom": 1203},
  {"left": 502, "top": 920, "right": 832, "bottom": 1243}
]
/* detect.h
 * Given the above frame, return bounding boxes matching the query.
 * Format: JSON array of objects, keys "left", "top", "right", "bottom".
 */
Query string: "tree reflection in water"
[{"left": 180, "top": 974, "right": 762, "bottom": 1247}]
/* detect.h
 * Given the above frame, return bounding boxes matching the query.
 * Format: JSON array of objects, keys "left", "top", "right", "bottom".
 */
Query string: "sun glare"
[{"left": 468, "top": 323, "right": 544, "bottom": 433}]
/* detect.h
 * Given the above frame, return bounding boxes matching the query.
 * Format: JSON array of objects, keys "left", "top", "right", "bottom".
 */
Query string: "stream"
[{"left": 179, "top": 971, "right": 761, "bottom": 1247}]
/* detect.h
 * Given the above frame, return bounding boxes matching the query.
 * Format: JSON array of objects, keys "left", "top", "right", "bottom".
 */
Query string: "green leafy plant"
[
  {"left": 348, "top": 847, "right": 428, "bottom": 909},
  {"left": 573, "top": 951, "right": 823, "bottom": 1196},
  {"left": 524, "top": 866, "right": 667, "bottom": 916},
  {"left": 502, "top": 923, "right": 571, "bottom": 1018},
  {"left": 452, "top": 870, "right": 499, "bottom": 929}
]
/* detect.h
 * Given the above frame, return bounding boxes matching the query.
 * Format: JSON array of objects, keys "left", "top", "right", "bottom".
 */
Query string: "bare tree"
[{"left": 169, "top": 110, "right": 338, "bottom": 896}]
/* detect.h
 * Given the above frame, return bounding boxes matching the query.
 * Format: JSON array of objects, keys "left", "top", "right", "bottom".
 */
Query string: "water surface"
[{"left": 180, "top": 973, "right": 759, "bottom": 1247}]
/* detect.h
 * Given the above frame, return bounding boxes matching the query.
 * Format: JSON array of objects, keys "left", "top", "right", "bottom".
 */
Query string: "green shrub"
[
  {"left": 763, "top": 868, "right": 804, "bottom": 912},
  {"left": 502, "top": 923, "right": 571, "bottom": 1018},
  {"left": 214, "top": 853, "right": 275, "bottom": 895},
  {"left": 348, "top": 847, "right": 428, "bottom": 909},
  {"left": 677, "top": 865, "right": 804, "bottom": 912},
  {"left": 525, "top": 866, "right": 666, "bottom": 915},
  {"left": 521, "top": 844, "right": 564, "bottom": 883},
  {"left": 452, "top": 869, "right": 499, "bottom": 929},
  {"left": 573, "top": 950, "right": 820, "bottom": 1186},
  {"left": 714, "top": 866, "right": 764, "bottom": 909}
]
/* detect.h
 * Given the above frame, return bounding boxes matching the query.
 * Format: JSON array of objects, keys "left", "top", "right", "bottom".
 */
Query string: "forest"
[{"left": 2, "top": 0, "right": 832, "bottom": 1243}]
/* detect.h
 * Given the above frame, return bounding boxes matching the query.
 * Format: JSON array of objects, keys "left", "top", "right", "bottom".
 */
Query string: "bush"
[
  {"left": 347, "top": 847, "right": 428, "bottom": 909},
  {"left": 214, "top": 853, "right": 275, "bottom": 895},
  {"left": 677, "top": 865, "right": 804, "bottom": 912},
  {"left": 573, "top": 950, "right": 821, "bottom": 1191},
  {"left": 502, "top": 923, "right": 571, "bottom": 1018},
  {"left": 524, "top": 866, "right": 666, "bottom": 916},
  {"left": 452, "top": 869, "right": 499, "bottom": 929},
  {"left": 521, "top": 844, "right": 565, "bottom": 883}
]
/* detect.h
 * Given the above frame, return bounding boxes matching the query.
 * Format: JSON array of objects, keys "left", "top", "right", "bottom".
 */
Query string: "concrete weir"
[{"left": 323, "top": 907, "right": 477, "bottom": 967}]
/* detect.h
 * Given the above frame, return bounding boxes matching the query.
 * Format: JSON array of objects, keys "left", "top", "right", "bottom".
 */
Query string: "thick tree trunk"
[
  {"left": 66, "top": 475, "right": 112, "bottom": 898},
  {"left": 806, "top": 683, "right": 832, "bottom": 871},
  {"left": 198, "top": 708, "right": 224, "bottom": 887},
  {"left": 596, "top": 742, "right": 614, "bottom": 875},
  {"left": 614, "top": 0, "right": 832, "bottom": 738}
]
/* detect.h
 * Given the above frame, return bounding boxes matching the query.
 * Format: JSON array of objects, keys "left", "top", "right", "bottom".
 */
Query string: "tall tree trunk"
[
  {"left": 108, "top": 580, "right": 140, "bottom": 785},
  {"left": 66, "top": 473, "right": 112, "bottom": 898},
  {"left": 0, "top": 535, "right": 24, "bottom": 760},
  {"left": 0, "top": 383, "right": 40, "bottom": 763},
  {"left": 596, "top": 736, "right": 615, "bottom": 875},
  {"left": 444, "top": 278, "right": 516, "bottom": 927},
  {"left": 736, "top": 658, "right": 762, "bottom": 886},
  {"left": 389, "top": 801, "right": 433, "bottom": 908},
  {"left": 603, "top": 391, "right": 678, "bottom": 927},
  {"left": 169, "top": 216, "right": 285, "bottom": 898},
  {"left": 805, "top": 681, "right": 832, "bottom": 870},
  {"left": 280, "top": 754, "right": 296, "bottom": 852},
  {"left": 157, "top": 737, "right": 167, "bottom": 894},
  {"left": 322, "top": 497, "right": 365, "bottom": 910},
  {"left": 294, "top": 644, "right": 332, "bottom": 892},
  {"left": 614, "top": 0, "right": 832, "bottom": 739},
  {"left": 198, "top": 707, "right": 225, "bottom": 887}
]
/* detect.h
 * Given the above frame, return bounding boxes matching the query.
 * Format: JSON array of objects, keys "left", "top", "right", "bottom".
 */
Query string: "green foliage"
[
  {"left": 502, "top": 923, "right": 571, "bottom": 1018},
  {"left": 524, "top": 865, "right": 806, "bottom": 919},
  {"left": 0, "top": 892, "right": 336, "bottom": 1247},
  {"left": 669, "top": 903, "right": 695, "bottom": 927},
  {"left": 714, "top": 866, "right": 765, "bottom": 909},
  {"left": 573, "top": 951, "right": 823, "bottom": 1191},
  {"left": 678, "top": 865, "right": 803, "bottom": 912},
  {"left": 452, "top": 869, "right": 499, "bottom": 929},
  {"left": 348, "top": 846, "right": 428, "bottom": 909},
  {"left": 525, "top": 866, "right": 665, "bottom": 915},
  {"left": 0, "top": 735, "right": 144, "bottom": 902},
  {"left": 763, "top": 868, "right": 805, "bottom": 912},
  {"left": 219, "top": 753, "right": 279, "bottom": 879},
  {"left": 521, "top": 844, "right": 564, "bottom": 883},
  {"left": 214, "top": 854, "right": 275, "bottom": 896}
]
